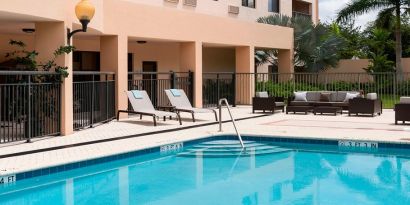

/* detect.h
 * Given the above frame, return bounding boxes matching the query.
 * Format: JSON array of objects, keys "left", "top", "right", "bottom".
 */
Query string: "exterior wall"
[
  {"left": 123, "top": 0, "right": 317, "bottom": 22},
  {"left": 325, "top": 59, "right": 370, "bottom": 74},
  {"left": 102, "top": 1, "right": 293, "bottom": 49},
  {"left": 0, "top": 34, "right": 34, "bottom": 64},
  {"left": 73, "top": 37, "right": 101, "bottom": 52},
  {"left": 129, "top": 42, "right": 181, "bottom": 73},
  {"left": 402, "top": 58, "right": 410, "bottom": 73},
  {"left": 202, "top": 48, "right": 235, "bottom": 73}
]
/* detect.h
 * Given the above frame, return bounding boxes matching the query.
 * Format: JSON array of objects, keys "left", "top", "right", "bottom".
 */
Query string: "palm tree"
[
  {"left": 337, "top": 0, "right": 410, "bottom": 80},
  {"left": 257, "top": 14, "right": 345, "bottom": 72}
]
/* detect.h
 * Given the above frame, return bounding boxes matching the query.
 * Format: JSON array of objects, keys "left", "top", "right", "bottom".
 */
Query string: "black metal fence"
[
  {"left": 128, "top": 72, "right": 193, "bottom": 108},
  {"left": 203, "top": 73, "right": 236, "bottom": 108},
  {"left": 0, "top": 71, "right": 61, "bottom": 143},
  {"left": 202, "top": 72, "right": 410, "bottom": 108},
  {"left": 73, "top": 72, "right": 116, "bottom": 130}
]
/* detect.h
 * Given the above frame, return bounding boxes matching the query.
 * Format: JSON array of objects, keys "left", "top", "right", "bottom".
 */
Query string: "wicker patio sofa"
[
  {"left": 395, "top": 97, "right": 410, "bottom": 124},
  {"left": 252, "top": 92, "right": 285, "bottom": 113},
  {"left": 287, "top": 91, "right": 360, "bottom": 111}
]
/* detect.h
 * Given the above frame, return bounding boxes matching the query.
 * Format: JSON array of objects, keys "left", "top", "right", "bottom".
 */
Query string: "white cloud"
[{"left": 319, "top": 0, "right": 378, "bottom": 28}]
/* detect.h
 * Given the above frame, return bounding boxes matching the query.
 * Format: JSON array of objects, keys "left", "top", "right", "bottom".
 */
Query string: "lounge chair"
[
  {"left": 117, "top": 90, "right": 182, "bottom": 126},
  {"left": 165, "top": 89, "right": 217, "bottom": 122}
]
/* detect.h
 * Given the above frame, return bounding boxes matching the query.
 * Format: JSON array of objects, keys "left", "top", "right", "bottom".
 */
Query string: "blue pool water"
[{"left": 1, "top": 139, "right": 410, "bottom": 205}]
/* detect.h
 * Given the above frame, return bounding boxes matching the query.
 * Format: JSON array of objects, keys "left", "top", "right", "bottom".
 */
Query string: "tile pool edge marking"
[
  {"left": 338, "top": 140, "right": 378, "bottom": 149},
  {"left": 160, "top": 142, "right": 183, "bottom": 153},
  {"left": 0, "top": 174, "right": 16, "bottom": 185}
]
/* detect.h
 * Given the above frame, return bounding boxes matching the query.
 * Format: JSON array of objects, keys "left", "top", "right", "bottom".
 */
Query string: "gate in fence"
[{"left": 73, "top": 72, "right": 116, "bottom": 130}]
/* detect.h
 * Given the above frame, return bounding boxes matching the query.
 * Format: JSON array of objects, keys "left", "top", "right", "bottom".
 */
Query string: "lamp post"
[{"left": 67, "top": 0, "right": 95, "bottom": 45}]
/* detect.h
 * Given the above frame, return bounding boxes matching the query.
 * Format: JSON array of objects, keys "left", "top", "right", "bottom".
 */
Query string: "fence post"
[
  {"left": 106, "top": 74, "right": 109, "bottom": 121},
  {"left": 90, "top": 74, "right": 95, "bottom": 128},
  {"left": 27, "top": 74, "right": 32, "bottom": 143},
  {"left": 393, "top": 72, "right": 397, "bottom": 105},
  {"left": 232, "top": 73, "right": 236, "bottom": 107},
  {"left": 188, "top": 71, "right": 194, "bottom": 104},
  {"left": 217, "top": 73, "right": 220, "bottom": 102},
  {"left": 170, "top": 71, "right": 176, "bottom": 89}
]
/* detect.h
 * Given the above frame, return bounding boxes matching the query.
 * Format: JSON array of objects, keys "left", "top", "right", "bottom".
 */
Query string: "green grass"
[{"left": 380, "top": 95, "right": 400, "bottom": 109}]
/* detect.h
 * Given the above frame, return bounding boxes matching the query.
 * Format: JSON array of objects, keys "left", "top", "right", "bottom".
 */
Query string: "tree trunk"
[{"left": 395, "top": 7, "right": 403, "bottom": 82}]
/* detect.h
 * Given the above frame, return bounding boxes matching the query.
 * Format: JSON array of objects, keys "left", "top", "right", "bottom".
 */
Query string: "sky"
[{"left": 319, "top": 0, "right": 378, "bottom": 27}]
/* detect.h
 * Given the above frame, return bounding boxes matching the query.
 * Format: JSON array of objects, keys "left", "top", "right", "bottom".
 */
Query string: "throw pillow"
[
  {"left": 344, "top": 92, "right": 358, "bottom": 102},
  {"left": 256, "top": 92, "right": 269, "bottom": 98},
  {"left": 294, "top": 91, "right": 307, "bottom": 101},
  {"left": 400, "top": 97, "right": 410, "bottom": 104},
  {"left": 131, "top": 90, "right": 143, "bottom": 99},
  {"left": 366, "top": 93, "right": 377, "bottom": 100},
  {"left": 320, "top": 92, "right": 331, "bottom": 102},
  {"left": 170, "top": 89, "right": 181, "bottom": 97}
]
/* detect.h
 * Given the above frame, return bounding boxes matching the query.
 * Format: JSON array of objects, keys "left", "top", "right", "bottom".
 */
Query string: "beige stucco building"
[{"left": 0, "top": 0, "right": 318, "bottom": 136}]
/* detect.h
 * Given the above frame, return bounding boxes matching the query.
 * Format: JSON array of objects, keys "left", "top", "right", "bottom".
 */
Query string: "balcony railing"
[{"left": 292, "top": 11, "right": 312, "bottom": 20}]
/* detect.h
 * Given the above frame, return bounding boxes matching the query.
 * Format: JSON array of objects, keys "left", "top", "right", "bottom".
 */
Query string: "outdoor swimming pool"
[{"left": 1, "top": 137, "right": 410, "bottom": 205}]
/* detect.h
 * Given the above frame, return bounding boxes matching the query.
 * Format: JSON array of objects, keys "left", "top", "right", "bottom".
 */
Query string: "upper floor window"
[
  {"left": 242, "top": 0, "right": 256, "bottom": 8},
  {"left": 268, "top": 0, "right": 280, "bottom": 13}
]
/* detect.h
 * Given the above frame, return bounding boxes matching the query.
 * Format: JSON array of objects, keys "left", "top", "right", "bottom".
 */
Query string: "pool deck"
[{"left": 1, "top": 106, "right": 410, "bottom": 176}]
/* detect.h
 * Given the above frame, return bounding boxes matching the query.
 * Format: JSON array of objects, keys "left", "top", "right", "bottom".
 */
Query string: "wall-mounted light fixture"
[
  {"left": 22, "top": 28, "right": 35, "bottom": 34},
  {"left": 67, "top": 0, "right": 95, "bottom": 45}
]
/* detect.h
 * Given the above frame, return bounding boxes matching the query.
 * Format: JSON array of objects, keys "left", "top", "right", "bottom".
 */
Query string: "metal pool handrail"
[{"left": 218, "top": 98, "right": 245, "bottom": 149}]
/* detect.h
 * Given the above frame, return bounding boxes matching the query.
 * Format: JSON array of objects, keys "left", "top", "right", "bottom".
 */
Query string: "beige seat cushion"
[{"left": 400, "top": 97, "right": 410, "bottom": 104}]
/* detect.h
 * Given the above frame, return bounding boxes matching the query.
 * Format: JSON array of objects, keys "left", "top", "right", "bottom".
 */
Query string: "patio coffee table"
[
  {"left": 286, "top": 106, "right": 313, "bottom": 115},
  {"left": 313, "top": 106, "right": 343, "bottom": 116}
]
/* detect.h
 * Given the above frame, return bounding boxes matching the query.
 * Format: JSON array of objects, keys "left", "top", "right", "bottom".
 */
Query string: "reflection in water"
[{"left": 1, "top": 143, "right": 410, "bottom": 205}]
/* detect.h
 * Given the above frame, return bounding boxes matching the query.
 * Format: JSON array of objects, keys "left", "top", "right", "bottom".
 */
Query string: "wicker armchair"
[
  {"left": 395, "top": 97, "right": 410, "bottom": 124},
  {"left": 348, "top": 98, "right": 382, "bottom": 116},
  {"left": 252, "top": 92, "right": 285, "bottom": 113}
]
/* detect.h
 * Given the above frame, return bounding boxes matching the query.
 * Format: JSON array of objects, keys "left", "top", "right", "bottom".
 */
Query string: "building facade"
[{"left": 0, "top": 0, "right": 318, "bottom": 136}]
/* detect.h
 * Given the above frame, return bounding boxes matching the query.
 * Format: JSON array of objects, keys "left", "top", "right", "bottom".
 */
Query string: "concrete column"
[
  {"left": 35, "top": 22, "right": 73, "bottom": 135},
  {"left": 100, "top": 35, "right": 128, "bottom": 118},
  {"left": 180, "top": 41, "right": 202, "bottom": 107},
  {"left": 235, "top": 46, "right": 255, "bottom": 104},
  {"left": 277, "top": 49, "right": 294, "bottom": 82}
]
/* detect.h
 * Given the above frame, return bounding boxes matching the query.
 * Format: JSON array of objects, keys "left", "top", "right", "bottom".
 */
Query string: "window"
[
  {"left": 242, "top": 0, "right": 255, "bottom": 8},
  {"left": 269, "top": 0, "right": 279, "bottom": 13}
]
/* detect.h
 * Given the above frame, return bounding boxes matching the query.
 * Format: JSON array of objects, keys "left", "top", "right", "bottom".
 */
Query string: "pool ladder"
[{"left": 218, "top": 98, "right": 245, "bottom": 149}]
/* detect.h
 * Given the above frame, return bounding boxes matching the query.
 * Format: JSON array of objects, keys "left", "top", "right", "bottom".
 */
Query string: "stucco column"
[
  {"left": 180, "top": 41, "right": 202, "bottom": 107},
  {"left": 235, "top": 46, "right": 255, "bottom": 104},
  {"left": 35, "top": 22, "right": 73, "bottom": 136},
  {"left": 277, "top": 49, "right": 294, "bottom": 82},
  {"left": 100, "top": 35, "right": 128, "bottom": 118}
]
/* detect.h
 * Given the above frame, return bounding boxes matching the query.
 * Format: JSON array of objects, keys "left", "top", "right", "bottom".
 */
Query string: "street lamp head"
[
  {"left": 68, "top": 0, "right": 95, "bottom": 44},
  {"left": 75, "top": 0, "right": 95, "bottom": 21},
  {"left": 75, "top": 0, "right": 95, "bottom": 32}
]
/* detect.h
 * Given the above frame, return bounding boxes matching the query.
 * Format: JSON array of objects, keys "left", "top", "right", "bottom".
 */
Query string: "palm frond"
[{"left": 337, "top": 0, "right": 392, "bottom": 22}]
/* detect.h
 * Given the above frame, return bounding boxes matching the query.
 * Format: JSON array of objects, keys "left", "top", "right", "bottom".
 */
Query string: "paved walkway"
[{"left": 0, "top": 106, "right": 409, "bottom": 176}]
